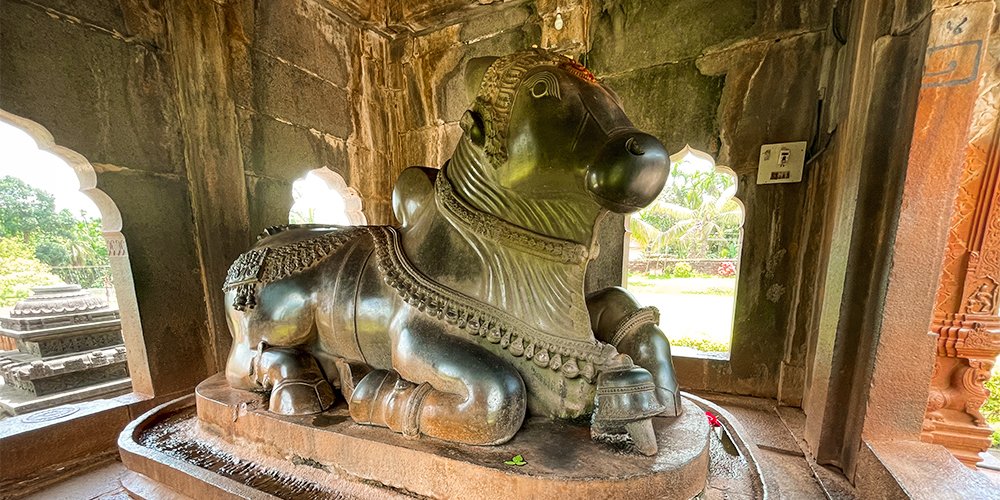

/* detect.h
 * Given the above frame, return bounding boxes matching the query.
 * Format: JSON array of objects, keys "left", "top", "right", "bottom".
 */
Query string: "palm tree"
[
  {"left": 651, "top": 183, "right": 741, "bottom": 259},
  {"left": 628, "top": 216, "right": 668, "bottom": 256},
  {"left": 630, "top": 169, "right": 742, "bottom": 259}
]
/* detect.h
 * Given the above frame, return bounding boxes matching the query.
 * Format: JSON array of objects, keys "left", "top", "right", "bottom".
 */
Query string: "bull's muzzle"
[{"left": 586, "top": 131, "right": 669, "bottom": 213}]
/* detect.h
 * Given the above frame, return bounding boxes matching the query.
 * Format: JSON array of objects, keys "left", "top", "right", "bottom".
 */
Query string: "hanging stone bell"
[{"left": 592, "top": 365, "right": 665, "bottom": 456}]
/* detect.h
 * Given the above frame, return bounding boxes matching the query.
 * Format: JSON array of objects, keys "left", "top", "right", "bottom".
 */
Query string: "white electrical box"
[{"left": 757, "top": 141, "right": 807, "bottom": 184}]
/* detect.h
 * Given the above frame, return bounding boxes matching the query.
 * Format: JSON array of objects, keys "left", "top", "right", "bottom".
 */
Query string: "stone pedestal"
[
  {"left": 0, "top": 285, "right": 131, "bottom": 416},
  {"left": 118, "top": 374, "right": 767, "bottom": 499}
]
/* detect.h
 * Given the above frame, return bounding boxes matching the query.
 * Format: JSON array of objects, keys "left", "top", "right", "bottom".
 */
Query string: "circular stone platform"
[{"left": 120, "top": 374, "right": 714, "bottom": 499}]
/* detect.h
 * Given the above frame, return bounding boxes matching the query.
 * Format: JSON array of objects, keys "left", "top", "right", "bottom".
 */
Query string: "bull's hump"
[{"left": 392, "top": 166, "right": 438, "bottom": 228}]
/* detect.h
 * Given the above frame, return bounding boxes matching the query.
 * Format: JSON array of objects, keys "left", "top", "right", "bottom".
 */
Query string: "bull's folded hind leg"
[
  {"left": 346, "top": 325, "right": 527, "bottom": 446},
  {"left": 346, "top": 369, "right": 431, "bottom": 438},
  {"left": 250, "top": 343, "right": 336, "bottom": 415}
]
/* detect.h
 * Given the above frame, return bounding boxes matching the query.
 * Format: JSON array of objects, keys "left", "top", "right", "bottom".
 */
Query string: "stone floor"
[
  {"left": 700, "top": 392, "right": 856, "bottom": 499},
  {"left": 15, "top": 393, "right": 1000, "bottom": 499},
  {"left": 21, "top": 460, "right": 128, "bottom": 500}
]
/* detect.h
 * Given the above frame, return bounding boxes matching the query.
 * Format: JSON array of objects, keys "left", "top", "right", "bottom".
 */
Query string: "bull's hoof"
[
  {"left": 269, "top": 378, "right": 336, "bottom": 415},
  {"left": 334, "top": 358, "right": 372, "bottom": 402},
  {"left": 624, "top": 418, "right": 658, "bottom": 456}
]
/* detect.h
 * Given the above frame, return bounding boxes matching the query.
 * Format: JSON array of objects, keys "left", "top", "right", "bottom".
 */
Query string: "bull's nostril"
[{"left": 625, "top": 137, "right": 645, "bottom": 156}]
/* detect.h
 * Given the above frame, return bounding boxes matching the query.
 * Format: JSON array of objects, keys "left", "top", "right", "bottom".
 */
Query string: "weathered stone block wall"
[
  {"left": 0, "top": 0, "right": 402, "bottom": 389},
  {"left": 0, "top": 0, "right": 214, "bottom": 395},
  {"left": 587, "top": 1, "right": 835, "bottom": 401},
  {"left": 228, "top": 0, "right": 396, "bottom": 229},
  {"left": 391, "top": 2, "right": 541, "bottom": 171}
]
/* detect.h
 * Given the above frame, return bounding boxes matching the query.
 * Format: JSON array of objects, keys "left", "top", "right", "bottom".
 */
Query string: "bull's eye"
[
  {"left": 523, "top": 71, "right": 561, "bottom": 100},
  {"left": 531, "top": 81, "right": 549, "bottom": 98}
]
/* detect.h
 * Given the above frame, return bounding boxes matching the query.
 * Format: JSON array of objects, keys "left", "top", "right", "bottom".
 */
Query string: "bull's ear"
[
  {"left": 460, "top": 110, "right": 486, "bottom": 148},
  {"left": 465, "top": 56, "right": 498, "bottom": 100}
]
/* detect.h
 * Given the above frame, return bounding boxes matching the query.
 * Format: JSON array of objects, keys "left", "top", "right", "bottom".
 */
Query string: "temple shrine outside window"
[{"left": 0, "top": 116, "right": 136, "bottom": 419}]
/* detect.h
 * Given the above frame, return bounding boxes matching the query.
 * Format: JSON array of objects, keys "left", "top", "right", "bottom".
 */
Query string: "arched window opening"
[
  {"left": 289, "top": 168, "right": 366, "bottom": 226},
  {"left": 0, "top": 113, "right": 138, "bottom": 418},
  {"left": 625, "top": 146, "right": 744, "bottom": 359}
]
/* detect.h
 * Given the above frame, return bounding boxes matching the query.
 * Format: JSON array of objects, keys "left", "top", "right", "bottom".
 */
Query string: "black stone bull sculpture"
[{"left": 223, "top": 49, "right": 681, "bottom": 455}]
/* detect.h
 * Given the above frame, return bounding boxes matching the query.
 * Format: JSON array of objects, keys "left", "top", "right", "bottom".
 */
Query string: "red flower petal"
[{"left": 705, "top": 411, "right": 722, "bottom": 427}]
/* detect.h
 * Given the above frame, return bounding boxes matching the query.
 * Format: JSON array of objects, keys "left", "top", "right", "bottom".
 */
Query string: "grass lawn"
[{"left": 625, "top": 275, "right": 736, "bottom": 356}]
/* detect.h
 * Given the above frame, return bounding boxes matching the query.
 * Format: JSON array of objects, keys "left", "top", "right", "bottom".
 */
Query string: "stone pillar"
[
  {"left": 923, "top": 30, "right": 1000, "bottom": 466},
  {"left": 803, "top": 0, "right": 997, "bottom": 479},
  {"left": 164, "top": 0, "right": 252, "bottom": 371}
]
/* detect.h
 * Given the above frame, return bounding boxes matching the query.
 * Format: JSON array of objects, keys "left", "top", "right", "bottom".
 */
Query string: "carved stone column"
[{"left": 923, "top": 33, "right": 1000, "bottom": 466}]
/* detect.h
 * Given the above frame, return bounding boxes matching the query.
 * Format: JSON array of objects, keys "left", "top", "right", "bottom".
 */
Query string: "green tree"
[
  {"left": 34, "top": 238, "right": 71, "bottom": 266},
  {"left": 67, "top": 217, "right": 107, "bottom": 266},
  {"left": 0, "top": 237, "right": 61, "bottom": 306},
  {"left": 632, "top": 168, "right": 742, "bottom": 259},
  {"left": 34, "top": 220, "right": 107, "bottom": 268},
  {"left": 648, "top": 183, "right": 742, "bottom": 259},
  {"left": 0, "top": 177, "right": 110, "bottom": 289},
  {"left": 983, "top": 366, "right": 1000, "bottom": 448},
  {"left": 0, "top": 176, "right": 75, "bottom": 243},
  {"left": 628, "top": 217, "right": 668, "bottom": 255}
]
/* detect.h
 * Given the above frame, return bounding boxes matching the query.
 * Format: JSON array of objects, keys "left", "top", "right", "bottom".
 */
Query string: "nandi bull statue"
[{"left": 222, "top": 49, "right": 681, "bottom": 455}]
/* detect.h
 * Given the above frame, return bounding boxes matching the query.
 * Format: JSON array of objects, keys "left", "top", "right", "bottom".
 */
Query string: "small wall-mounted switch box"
[{"left": 757, "top": 142, "right": 807, "bottom": 184}]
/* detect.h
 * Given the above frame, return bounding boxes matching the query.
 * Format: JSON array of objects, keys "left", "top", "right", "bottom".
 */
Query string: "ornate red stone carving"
[{"left": 922, "top": 29, "right": 1000, "bottom": 467}]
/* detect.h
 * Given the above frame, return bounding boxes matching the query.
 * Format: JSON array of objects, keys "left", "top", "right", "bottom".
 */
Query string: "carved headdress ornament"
[{"left": 473, "top": 49, "right": 597, "bottom": 169}]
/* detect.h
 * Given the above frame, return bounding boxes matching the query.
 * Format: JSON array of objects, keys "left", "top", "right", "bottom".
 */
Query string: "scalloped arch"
[
  {"left": 0, "top": 108, "right": 149, "bottom": 394},
  {"left": 0, "top": 109, "right": 124, "bottom": 232},
  {"left": 292, "top": 167, "right": 367, "bottom": 225},
  {"left": 624, "top": 144, "right": 744, "bottom": 359},
  {"left": 670, "top": 144, "right": 745, "bottom": 228}
]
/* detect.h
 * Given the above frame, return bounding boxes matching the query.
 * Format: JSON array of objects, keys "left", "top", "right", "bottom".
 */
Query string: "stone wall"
[
  {"left": 391, "top": 2, "right": 541, "bottom": 171},
  {"left": 228, "top": 0, "right": 395, "bottom": 229},
  {"left": 0, "top": 0, "right": 213, "bottom": 395},
  {"left": 628, "top": 259, "right": 738, "bottom": 276},
  {"left": 586, "top": 1, "right": 835, "bottom": 401},
  {"left": 0, "top": 0, "right": 405, "bottom": 382}
]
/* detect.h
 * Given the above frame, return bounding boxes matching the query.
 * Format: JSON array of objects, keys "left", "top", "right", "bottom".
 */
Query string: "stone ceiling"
[{"left": 318, "top": 0, "right": 531, "bottom": 35}]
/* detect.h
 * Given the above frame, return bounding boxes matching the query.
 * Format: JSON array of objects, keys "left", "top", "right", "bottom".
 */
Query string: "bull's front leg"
[
  {"left": 342, "top": 317, "right": 527, "bottom": 446},
  {"left": 587, "top": 286, "right": 682, "bottom": 417},
  {"left": 248, "top": 342, "right": 337, "bottom": 415}
]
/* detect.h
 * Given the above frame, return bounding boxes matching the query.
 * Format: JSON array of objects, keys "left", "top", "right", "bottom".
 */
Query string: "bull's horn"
[{"left": 465, "top": 56, "right": 499, "bottom": 100}]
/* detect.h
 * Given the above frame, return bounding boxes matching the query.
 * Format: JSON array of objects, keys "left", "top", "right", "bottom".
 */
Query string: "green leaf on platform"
[{"left": 504, "top": 454, "right": 527, "bottom": 466}]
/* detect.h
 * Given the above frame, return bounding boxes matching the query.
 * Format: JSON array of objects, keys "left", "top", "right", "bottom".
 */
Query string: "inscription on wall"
[{"left": 923, "top": 40, "right": 984, "bottom": 88}]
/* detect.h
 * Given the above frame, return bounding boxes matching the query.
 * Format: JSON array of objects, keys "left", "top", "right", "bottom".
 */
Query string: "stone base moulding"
[
  {"left": 118, "top": 374, "right": 768, "bottom": 499},
  {"left": 0, "top": 378, "right": 132, "bottom": 416}
]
